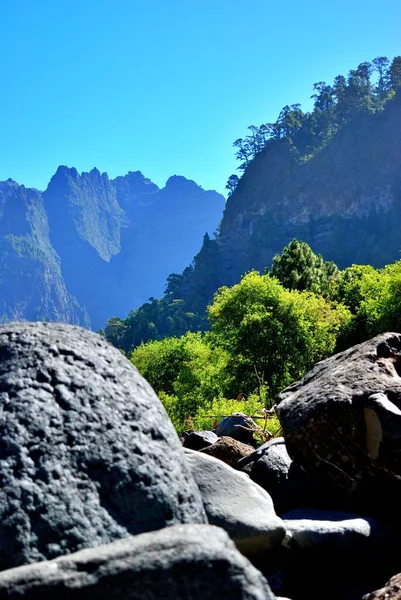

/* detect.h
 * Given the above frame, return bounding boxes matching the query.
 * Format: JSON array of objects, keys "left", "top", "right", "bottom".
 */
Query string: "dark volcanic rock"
[
  {"left": 182, "top": 430, "right": 219, "bottom": 451},
  {"left": 277, "top": 333, "right": 401, "bottom": 517},
  {"left": 282, "top": 509, "right": 389, "bottom": 551},
  {"left": 242, "top": 438, "right": 309, "bottom": 515},
  {"left": 199, "top": 436, "right": 255, "bottom": 467},
  {"left": 0, "top": 524, "right": 275, "bottom": 599},
  {"left": 363, "top": 572, "right": 401, "bottom": 599},
  {"left": 185, "top": 448, "right": 285, "bottom": 556},
  {"left": 278, "top": 509, "right": 396, "bottom": 600},
  {"left": 216, "top": 412, "right": 258, "bottom": 447},
  {"left": 0, "top": 322, "right": 206, "bottom": 570}
]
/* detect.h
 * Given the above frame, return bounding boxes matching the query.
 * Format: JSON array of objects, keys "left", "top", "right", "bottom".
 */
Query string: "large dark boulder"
[
  {"left": 277, "top": 333, "right": 401, "bottom": 517},
  {"left": 0, "top": 524, "right": 275, "bottom": 599},
  {"left": 243, "top": 439, "right": 309, "bottom": 515},
  {"left": 0, "top": 322, "right": 206, "bottom": 571}
]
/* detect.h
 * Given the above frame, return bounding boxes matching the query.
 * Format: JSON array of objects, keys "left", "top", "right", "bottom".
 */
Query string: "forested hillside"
[
  {"left": 105, "top": 56, "right": 401, "bottom": 351},
  {"left": 124, "top": 241, "right": 401, "bottom": 434}
]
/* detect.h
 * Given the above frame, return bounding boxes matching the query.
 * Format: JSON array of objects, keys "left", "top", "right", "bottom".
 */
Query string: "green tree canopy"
[
  {"left": 131, "top": 332, "right": 230, "bottom": 429},
  {"left": 208, "top": 271, "right": 350, "bottom": 399},
  {"left": 270, "top": 239, "right": 339, "bottom": 298}
]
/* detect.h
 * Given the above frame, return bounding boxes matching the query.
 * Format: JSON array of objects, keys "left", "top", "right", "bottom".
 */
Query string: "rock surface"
[
  {"left": 184, "top": 448, "right": 285, "bottom": 556},
  {"left": 199, "top": 435, "right": 255, "bottom": 466},
  {"left": 277, "top": 509, "right": 396, "bottom": 600},
  {"left": 216, "top": 412, "right": 258, "bottom": 446},
  {"left": 282, "top": 509, "right": 389, "bottom": 551},
  {"left": 0, "top": 524, "right": 275, "bottom": 599},
  {"left": 0, "top": 322, "right": 206, "bottom": 570},
  {"left": 243, "top": 438, "right": 308, "bottom": 514},
  {"left": 182, "top": 430, "right": 218, "bottom": 451},
  {"left": 277, "top": 333, "right": 401, "bottom": 516},
  {"left": 363, "top": 572, "right": 401, "bottom": 599}
]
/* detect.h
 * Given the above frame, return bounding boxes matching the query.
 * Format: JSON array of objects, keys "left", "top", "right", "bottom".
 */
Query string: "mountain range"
[{"left": 0, "top": 169, "right": 225, "bottom": 330}]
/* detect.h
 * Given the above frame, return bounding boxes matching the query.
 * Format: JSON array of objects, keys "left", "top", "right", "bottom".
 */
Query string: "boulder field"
[{"left": 0, "top": 323, "right": 400, "bottom": 599}]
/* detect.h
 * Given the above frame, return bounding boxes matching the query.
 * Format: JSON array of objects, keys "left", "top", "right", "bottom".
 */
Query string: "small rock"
[
  {"left": 277, "top": 509, "right": 396, "bottom": 600},
  {"left": 363, "top": 572, "right": 401, "bottom": 599},
  {"left": 182, "top": 430, "right": 219, "bottom": 450},
  {"left": 216, "top": 412, "right": 258, "bottom": 446},
  {"left": 282, "top": 509, "right": 389, "bottom": 551},
  {"left": 200, "top": 436, "right": 255, "bottom": 466},
  {"left": 245, "top": 439, "right": 311, "bottom": 514}
]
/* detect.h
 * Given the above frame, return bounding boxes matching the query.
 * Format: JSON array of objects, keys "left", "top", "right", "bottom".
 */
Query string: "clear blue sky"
[{"left": 0, "top": 0, "right": 400, "bottom": 196}]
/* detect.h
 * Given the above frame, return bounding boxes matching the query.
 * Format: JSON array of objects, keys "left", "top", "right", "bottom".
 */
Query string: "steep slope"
[
  {"left": 39, "top": 168, "right": 225, "bottom": 329},
  {"left": 112, "top": 174, "right": 225, "bottom": 318},
  {"left": 0, "top": 180, "right": 89, "bottom": 325},
  {"left": 43, "top": 167, "right": 125, "bottom": 329},
  {"left": 220, "top": 91, "right": 401, "bottom": 276},
  {"left": 171, "top": 91, "right": 401, "bottom": 310}
]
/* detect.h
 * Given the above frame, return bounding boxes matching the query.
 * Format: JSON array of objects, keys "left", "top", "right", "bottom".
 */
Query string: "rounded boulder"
[{"left": 0, "top": 322, "right": 206, "bottom": 570}]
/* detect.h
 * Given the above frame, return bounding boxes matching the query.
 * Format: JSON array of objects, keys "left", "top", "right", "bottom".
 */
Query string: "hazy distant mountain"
[
  {"left": 0, "top": 179, "right": 89, "bottom": 326},
  {"left": 0, "top": 170, "right": 225, "bottom": 329}
]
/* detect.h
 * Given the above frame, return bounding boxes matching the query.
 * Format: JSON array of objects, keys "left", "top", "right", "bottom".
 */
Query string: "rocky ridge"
[{"left": 0, "top": 169, "right": 225, "bottom": 329}]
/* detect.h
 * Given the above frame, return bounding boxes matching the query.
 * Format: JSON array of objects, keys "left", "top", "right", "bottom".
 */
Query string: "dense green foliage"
[
  {"left": 104, "top": 297, "right": 207, "bottom": 355},
  {"left": 111, "top": 239, "right": 401, "bottom": 435},
  {"left": 336, "top": 261, "right": 401, "bottom": 349},
  {"left": 131, "top": 332, "right": 230, "bottom": 432},
  {"left": 226, "top": 55, "right": 401, "bottom": 193},
  {"left": 208, "top": 271, "right": 350, "bottom": 398},
  {"left": 270, "top": 239, "right": 339, "bottom": 297}
]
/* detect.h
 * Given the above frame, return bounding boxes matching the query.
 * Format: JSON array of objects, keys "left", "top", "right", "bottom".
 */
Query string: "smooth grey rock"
[
  {"left": 182, "top": 430, "right": 218, "bottom": 450},
  {"left": 282, "top": 509, "right": 389, "bottom": 551},
  {"left": 216, "top": 412, "right": 258, "bottom": 446},
  {"left": 277, "top": 509, "right": 396, "bottom": 600},
  {"left": 184, "top": 448, "right": 285, "bottom": 556},
  {"left": 277, "top": 333, "right": 401, "bottom": 516},
  {"left": 0, "top": 322, "right": 206, "bottom": 570},
  {"left": 0, "top": 524, "right": 275, "bottom": 599}
]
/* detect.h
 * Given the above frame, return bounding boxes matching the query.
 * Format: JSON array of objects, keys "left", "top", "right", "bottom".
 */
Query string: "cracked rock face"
[
  {"left": 277, "top": 333, "right": 401, "bottom": 517},
  {"left": 0, "top": 322, "right": 206, "bottom": 571}
]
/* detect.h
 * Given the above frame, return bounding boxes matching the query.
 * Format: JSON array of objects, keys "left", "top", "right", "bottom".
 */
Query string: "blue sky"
[{"left": 0, "top": 0, "right": 400, "bottom": 196}]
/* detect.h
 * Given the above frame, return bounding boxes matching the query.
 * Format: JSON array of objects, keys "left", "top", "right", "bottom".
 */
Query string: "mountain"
[
  {"left": 0, "top": 179, "right": 90, "bottom": 326},
  {"left": 167, "top": 89, "right": 401, "bottom": 315},
  {"left": 219, "top": 90, "right": 401, "bottom": 277},
  {"left": 0, "top": 171, "right": 225, "bottom": 329}
]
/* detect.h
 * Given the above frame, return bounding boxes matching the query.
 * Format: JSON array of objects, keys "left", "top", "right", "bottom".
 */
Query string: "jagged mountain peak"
[
  {"left": 164, "top": 175, "right": 203, "bottom": 193},
  {"left": 0, "top": 164, "right": 225, "bottom": 330}
]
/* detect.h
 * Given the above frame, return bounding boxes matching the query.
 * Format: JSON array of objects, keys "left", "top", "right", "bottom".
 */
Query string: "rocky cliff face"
[
  {"left": 0, "top": 170, "right": 225, "bottom": 329},
  {"left": 218, "top": 92, "right": 401, "bottom": 282},
  {"left": 172, "top": 91, "right": 401, "bottom": 310},
  {"left": 0, "top": 180, "right": 89, "bottom": 326}
]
